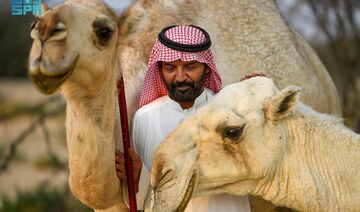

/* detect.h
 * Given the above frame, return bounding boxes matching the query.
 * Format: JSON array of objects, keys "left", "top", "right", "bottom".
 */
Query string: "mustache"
[{"left": 170, "top": 81, "right": 194, "bottom": 90}]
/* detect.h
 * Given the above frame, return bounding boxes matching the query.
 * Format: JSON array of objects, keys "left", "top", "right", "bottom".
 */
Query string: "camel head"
[
  {"left": 28, "top": 0, "right": 122, "bottom": 96},
  {"left": 151, "top": 77, "right": 301, "bottom": 211}
]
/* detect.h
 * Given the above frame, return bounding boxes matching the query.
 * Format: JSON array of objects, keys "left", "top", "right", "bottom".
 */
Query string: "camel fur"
[
  {"left": 27, "top": 0, "right": 342, "bottom": 211},
  {"left": 151, "top": 77, "right": 360, "bottom": 211}
]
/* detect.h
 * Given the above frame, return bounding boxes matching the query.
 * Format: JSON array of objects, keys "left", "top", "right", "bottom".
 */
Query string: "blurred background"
[{"left": 0, "top": 0, "right": 359, "bottom": 211}]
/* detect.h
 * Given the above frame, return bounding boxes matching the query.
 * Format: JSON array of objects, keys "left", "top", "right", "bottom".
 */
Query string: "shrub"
[{"left": 0, "top": 185, "right": 91, "bottom": 212}]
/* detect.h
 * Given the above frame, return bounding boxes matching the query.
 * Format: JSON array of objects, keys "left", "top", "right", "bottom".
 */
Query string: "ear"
[
  {"left": 264, "top": 86, "right": 301, "bottom": 122},
  {"left": 118, "top": 2, "right": 146, "bottom": 44}
]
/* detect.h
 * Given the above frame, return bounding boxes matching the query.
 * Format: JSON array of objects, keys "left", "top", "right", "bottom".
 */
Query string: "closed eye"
[{"left": 165, "top": 65, "right": 176, "bottom": 72}]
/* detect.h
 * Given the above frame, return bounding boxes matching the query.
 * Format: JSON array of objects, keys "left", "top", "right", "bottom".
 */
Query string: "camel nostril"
[
  {"left": 35, "top": 12, "right": 66, "bottom": 42},
  {"left": 154, "top": 168, "right": 176, "bottom": 191},
  {"left": 161, "top": 168, "right": 174, "bottom": 184},
  {"left": 151, "top": 154, "right": 176, "bottom": 189},
  {"left": 46, "top": 22, "right": 67, "bottom": 41},
  {"left": 30, "top": 19, "right": 39, "bottom": 30},
  {"left": 51, "top": 22, "right": 66, "bottom": 34}
]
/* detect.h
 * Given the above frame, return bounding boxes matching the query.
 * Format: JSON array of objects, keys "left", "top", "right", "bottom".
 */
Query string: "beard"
[{"left": 165, "top": 70, "right": 207, "bottom": 103}]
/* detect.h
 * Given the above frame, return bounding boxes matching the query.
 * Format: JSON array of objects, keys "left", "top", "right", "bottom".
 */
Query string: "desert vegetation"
[{"left": 0, "top": 0, "right": 358, "bottom": 211}]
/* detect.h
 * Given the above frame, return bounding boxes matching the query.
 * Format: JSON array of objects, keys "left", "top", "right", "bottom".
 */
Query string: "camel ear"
[
  {"left": 264, "top": 86, "right": 301, "bottom": 122},
  {"left": 118, "top": 2, "right": 146, "bottom": 43},
  {"left": 42, "top": 3, "right": 49, "bottom": 12},
  {"left": 34, "top": 3, "right": 49, "bottom": 17}
]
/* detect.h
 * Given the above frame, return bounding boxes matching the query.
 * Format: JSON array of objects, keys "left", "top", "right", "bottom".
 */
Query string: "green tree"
[{"left": 276, "top": 0, "right": 360, "bottom": 123}]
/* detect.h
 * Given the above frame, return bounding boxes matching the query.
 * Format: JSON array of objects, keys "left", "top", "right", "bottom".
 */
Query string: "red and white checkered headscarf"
[{"left": 139, "top": 25, "right": 222, "bottom": 108}]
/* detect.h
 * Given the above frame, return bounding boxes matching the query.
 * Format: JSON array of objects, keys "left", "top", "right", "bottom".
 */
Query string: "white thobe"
[{"left": 124, "top": 88, "right": 251, "bottom": 212}]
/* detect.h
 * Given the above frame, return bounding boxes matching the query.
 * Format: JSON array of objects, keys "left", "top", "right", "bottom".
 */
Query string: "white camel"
[
  {"left": 151, "top": 76, "right": 360, "bottom": 212},
  {"left": 27, "top": 0, "right": 342, "bottom": 211}
]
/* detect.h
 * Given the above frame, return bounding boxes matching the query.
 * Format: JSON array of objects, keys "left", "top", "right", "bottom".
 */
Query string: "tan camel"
[
  {"left": 27, "top": 0, "right": 342, "bottom": 211},
  {"left": 151, "top": 77, "right": 360, "bottom": 211}
]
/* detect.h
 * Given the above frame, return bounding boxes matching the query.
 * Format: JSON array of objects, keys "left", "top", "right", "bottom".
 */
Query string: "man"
[{"left": 116, "top": 25, "right": 252, "bottom": 211}]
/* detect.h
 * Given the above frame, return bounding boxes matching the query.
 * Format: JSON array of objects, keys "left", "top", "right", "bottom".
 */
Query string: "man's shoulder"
[
  {"left": 133, "top": 96, "right": 168, "bottom": 120},
  {"left": 205, "top": 87, "right": 215, "bottom": 98}
]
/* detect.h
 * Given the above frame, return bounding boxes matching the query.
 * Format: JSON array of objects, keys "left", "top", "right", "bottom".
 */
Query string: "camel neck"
[
  {"left": 253, "top": 111, "right": 360, "bottom": 211},
  {"left": 61, "top": 73, "right": 121, "bottom": 208}
]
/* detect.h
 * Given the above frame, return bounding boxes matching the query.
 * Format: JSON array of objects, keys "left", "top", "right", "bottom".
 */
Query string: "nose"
[
  {"left": 175, "top": 68, "right": 187, "bottom": 82},
  {"left": 151, "top": 126, "right": 199, "bottom": 188},
  {"left": 32, "top": 12, "right": 67, "bottom": 43}
]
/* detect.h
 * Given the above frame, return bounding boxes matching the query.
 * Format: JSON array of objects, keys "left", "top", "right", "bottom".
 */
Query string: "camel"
[
  {"left": 151, "top": 76, "right": 360, "bottom": 212},
  {"left": 27, "top": 0, "right": 342, "bottom": 211}
]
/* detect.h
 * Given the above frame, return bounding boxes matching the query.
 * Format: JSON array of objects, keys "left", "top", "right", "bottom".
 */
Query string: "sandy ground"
[{"left": 0, "top": 79, "right": 69, "bottom": 203}]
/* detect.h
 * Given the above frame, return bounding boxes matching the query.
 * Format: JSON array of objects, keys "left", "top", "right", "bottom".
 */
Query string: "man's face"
[{"left": 161, "top": 60, "right": 208, "bottom": 103}]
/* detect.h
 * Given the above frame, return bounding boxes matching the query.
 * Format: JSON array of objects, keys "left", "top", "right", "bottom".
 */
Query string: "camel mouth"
[
  {"left": 175, "top": 170, "right": 198, "bottom": 212},
  {"left": 29, "top": 56, "right": 78, "bottom": 95},
  {"left": 152, "top": 169, "right": 198, "bottom": 212}
]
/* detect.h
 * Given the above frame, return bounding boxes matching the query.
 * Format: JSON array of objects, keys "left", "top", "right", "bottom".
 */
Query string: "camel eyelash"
[{"left": 221, "top": 125, "right": 246, "bottom": 141}]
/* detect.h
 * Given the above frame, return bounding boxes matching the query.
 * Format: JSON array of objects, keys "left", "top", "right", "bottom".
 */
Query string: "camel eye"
[
  {"left": 96, "top": 28, "right": 113, "bottom": 43},
  {"left": 92, "top": 18, "right": 115, "bottom": 48},
  {"left": 222, "top": 126, "right": 245, "bottom": 141}
]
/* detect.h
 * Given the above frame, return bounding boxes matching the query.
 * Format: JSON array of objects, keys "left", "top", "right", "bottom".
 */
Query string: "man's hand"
[
  {"left": 115, "top": 147, "right": 142, "bottom": 192},
  {"left": 240, "top": 72, "right": 266, "bottom": 81}
]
